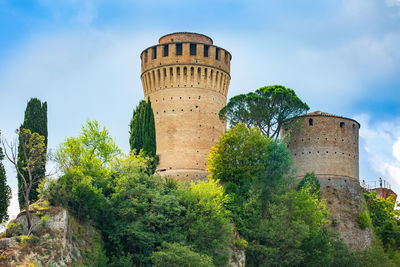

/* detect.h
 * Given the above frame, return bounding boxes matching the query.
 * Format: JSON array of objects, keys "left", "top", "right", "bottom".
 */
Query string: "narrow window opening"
[
  {"left": 309, "top": 118, "right": 313, "bottom": 126},
  {"left": 340, "top": 122, "right": 345, "bottom": 128},
  {"left": 190, "top": 43, "right": 197, "bottom": 56},
  {"left": 176, "top": 43, "right": 182, "bottom": 56},
  {"left": 152, "top": 47, "right": 157, "bottom": 59},
  {"left": 215, "top": 47, "right": 220, "bottom": 60},
  {"left": 163, "top": 45, "right": 169, "bottom": 57},
  {"left": 204, "top": 45, "right": 209, "bottom": 57}
]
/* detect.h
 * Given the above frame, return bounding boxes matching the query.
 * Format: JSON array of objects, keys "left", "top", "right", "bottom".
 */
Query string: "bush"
[
  {"left": 357, "top": 211, "right": 371, "bottom": 229},
  {"left": 152, "top": 242, "right": 214, "bottom": 267},
  {"left": 6, "top": 222, "right": 23, "bottom": 237}
]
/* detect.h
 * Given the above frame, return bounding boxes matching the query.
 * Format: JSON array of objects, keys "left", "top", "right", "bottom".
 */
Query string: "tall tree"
[
  {"left": 0, "top": 130, "right": 11, "bottom": 223},
  {"left": 17, "top": 98, "right": 48, "bottom": 209},
  {"left": 219, "top": 85, "right": 309, "bottom": 138},
  {"left": 129, "top": 100, "right": 146, "bottom": 153},
  {"left": 130, "top": 97, "right": 156, "bottom": 157},
  {"left": 142, "top": 97, "right": 156, "bottom": 157},
  {"left": 3, "top": 129, "right": 47, "bottom": 231}
]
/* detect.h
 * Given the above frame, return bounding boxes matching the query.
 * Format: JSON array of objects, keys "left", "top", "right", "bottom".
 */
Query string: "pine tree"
[
  {"left": 17, "top": 98, "right": 48, "bottom": 209},
  {"left": 0, "top": 130, "right": 11, "bottom": 223}
]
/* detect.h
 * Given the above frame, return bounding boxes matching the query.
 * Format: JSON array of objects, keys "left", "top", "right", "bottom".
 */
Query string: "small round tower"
[
  {"left": 281, "top": 111, "right": 373, "bottom": 250},
  {"left": 282, "top": 111, "right": 360, "bottom": 180},
  {"left": 140, "top": 32, "right": 231, "bottom": 180}
]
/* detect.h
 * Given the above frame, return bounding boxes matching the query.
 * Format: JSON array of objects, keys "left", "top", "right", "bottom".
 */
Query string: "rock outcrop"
[{"left": 0, "top": 200, "right": 105, "bottom": 266}]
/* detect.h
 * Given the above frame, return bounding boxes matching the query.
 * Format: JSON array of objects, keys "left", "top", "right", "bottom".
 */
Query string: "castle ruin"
[{"left": 140, "top": 32, "right": 231, "bottom": 181}]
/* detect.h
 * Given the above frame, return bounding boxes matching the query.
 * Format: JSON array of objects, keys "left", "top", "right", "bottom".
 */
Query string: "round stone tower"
[
  {"left": 281, "top": 111, "right": 373, "bottom": 250},
  {"left": 140, "top": 32, "right": 231, "bottom": 180},
  {"left": 282, "top": 111, "right": 360, "bottom": 180}
]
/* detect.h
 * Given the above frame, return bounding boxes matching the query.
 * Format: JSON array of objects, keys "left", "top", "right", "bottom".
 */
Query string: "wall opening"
[
  {"left": 340, "top": 122, "right": 345, "bottom": 128},
  {"left": 163, "top": 45, "right": 169, "bottom": 57},
  {"left": 309, "top": 118, "right": 313, "bottom": 126},
  {"left": 215, "top": 47, "right": 220, "bottom": 60},
  {"left": 204, "top": 45, "right": 209, "bottom": 57},
  {"left": 152, "top": 47, "right": 157, "bottom": 59},
  {"left": 190, "top": 43, "right": 197, "bottom": 56},
  {"left": 176, "top": 43, "right": 182, "bottom": 56}
]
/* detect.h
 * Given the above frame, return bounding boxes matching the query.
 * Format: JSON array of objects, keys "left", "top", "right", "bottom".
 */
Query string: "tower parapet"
[{"left": 140, "top": 32, "right": 231, "bottom": 180}]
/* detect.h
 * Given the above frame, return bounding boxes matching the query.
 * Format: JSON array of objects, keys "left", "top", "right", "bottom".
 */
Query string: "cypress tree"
[
  {"left": 129, "top": 98, "right": 157, "bottom": 173},
  {"left": 142, "top": 97, "right": 156, "bottom": 157},
  {"left": 129, "top": 100, "right": 146, "bottom": 152},
  {"left": 17, "top": 98, "right": 48, "bottom": 209},
  {"left": 0, "top": 130, "right": 11, "bottom": 223}
]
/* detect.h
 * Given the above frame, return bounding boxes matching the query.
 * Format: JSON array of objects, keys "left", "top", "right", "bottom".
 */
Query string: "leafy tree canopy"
[
  {"left": 219, "top": 85, "right": 309, "bottom": 138},
  {"left": 297, "top": 172, "right": 320, "bottom": 198}
]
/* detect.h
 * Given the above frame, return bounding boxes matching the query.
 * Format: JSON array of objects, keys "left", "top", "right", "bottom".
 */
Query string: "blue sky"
[{"left": 1, "top": 0, "right": 400, "bottom": 218}]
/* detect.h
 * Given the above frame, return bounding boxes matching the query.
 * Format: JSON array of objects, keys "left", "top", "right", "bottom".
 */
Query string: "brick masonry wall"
[
  {"left": 282, "top": 115, "right": 359, "bottom": 180},
  {"left": 140, "top": 33, "right": 231, "bottom": 180}
]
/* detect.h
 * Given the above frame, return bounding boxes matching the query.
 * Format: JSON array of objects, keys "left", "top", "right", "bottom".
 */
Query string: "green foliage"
[
  {"left": 152, "top": 242, "right": 214, "bottom": 267},
  {"left": 180, "top": 179, "right": 233, "bottom": 266},
  {"left": 364, "top": 191, "right": 400, "bottom": 253},
  {"left": 17, "top": 98, "right": 48, "bottom": 209},
  {"left": 129, "top": 98, "right": 157, "bottom": 174},
  {"left": 20, "top": 235, "right": 29, "bottom": 244},
  {"left": 207, "top": 123, "right": 272, "bottom": 186},
  {"left": 355, "top": 244, "right": 397, "bottom": 267},
  {"left": 55, "top": 119, "right": 121, "bottom": 175},
  {"left": 357, "top": 210, "right": 372, "bottom": 230},
  {"left": 297, "top": 172, "right": 320, "bottom": 197},
  {"left": 219, "top": 85, "right": 309, "bottom": 138},
  {"left": 0, "top": 130, "right": 11, "bottom": 223},
  {"left": 46, "top": 121, "right": 233, "bottom": 266},
  {"left": 6, "top": 222, "right": 23, "bottom": 237}
]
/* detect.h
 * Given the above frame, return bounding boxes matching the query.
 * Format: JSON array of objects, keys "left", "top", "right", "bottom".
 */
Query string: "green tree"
[
  {"left": 17, "top": 98, "right": 48, "bottom": 209},
  {"left": 130, "top": 97, "right": 156, "bottom": 157},
  {"left": 3, "top": 129, "right": 46, "bottom": 230},
  {"left": 364, "top": 191, "right": 400, "bottom": 253},
  {"left": 129, "top": 97, "right": 157, "bottom": 173},
  {"left": 0, "top": 130, "right": 11, "bottom": 223},
  {"left": 207, "top": 123, "right": 271, "bottom": 186},
  {"left": 129, "top": 100, "right": 146, "bottom": 153},
  {"left": 219, "top": 85, "right": 309, "bottom": 138},
  {"left": 297, "top": 172, "right": 320, "bottom": 197},
  {"left": 152, "top": 242, "right": 214, "bottom": 267}
]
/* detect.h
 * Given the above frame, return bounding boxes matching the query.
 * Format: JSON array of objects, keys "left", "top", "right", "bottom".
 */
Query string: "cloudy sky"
[{"left": 1, "top": 0, "right": 400, "bottom": 218}]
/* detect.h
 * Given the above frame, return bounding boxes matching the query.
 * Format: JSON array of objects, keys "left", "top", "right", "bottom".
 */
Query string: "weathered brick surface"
[
  {"left": 140, "top": 33, "right": 231, "bottom": 180},
  {"left": 282, "top": 114, "right": 359, "bottom": 180},
  {"left": 281, "top": 112, "right": 374, "bottom": 249}
]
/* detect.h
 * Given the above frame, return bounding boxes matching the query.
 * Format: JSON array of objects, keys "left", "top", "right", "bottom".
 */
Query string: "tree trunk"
[{"left": 24, "top": 189, "right": 31, "bottom": 231}]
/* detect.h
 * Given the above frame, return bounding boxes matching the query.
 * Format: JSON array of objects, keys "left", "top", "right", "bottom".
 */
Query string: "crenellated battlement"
[{"left": 140, "top": 42, "right": 231, "bottom": 74}]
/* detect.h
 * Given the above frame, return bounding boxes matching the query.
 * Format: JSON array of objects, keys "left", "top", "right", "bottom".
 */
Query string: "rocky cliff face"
[
  {"left": 319, "top": 177, "right": 374, "bottom": 250},
  {"left": 0, "top": 200, "right": 105, "bottom": 266}
]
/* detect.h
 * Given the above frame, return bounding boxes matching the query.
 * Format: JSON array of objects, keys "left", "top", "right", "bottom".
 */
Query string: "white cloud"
[
  {"left": 356, "top": 114, "right": 400, "bottom": 193},
  {"left": 386, "top": 0, "right": 400, "bottom": 15}
]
